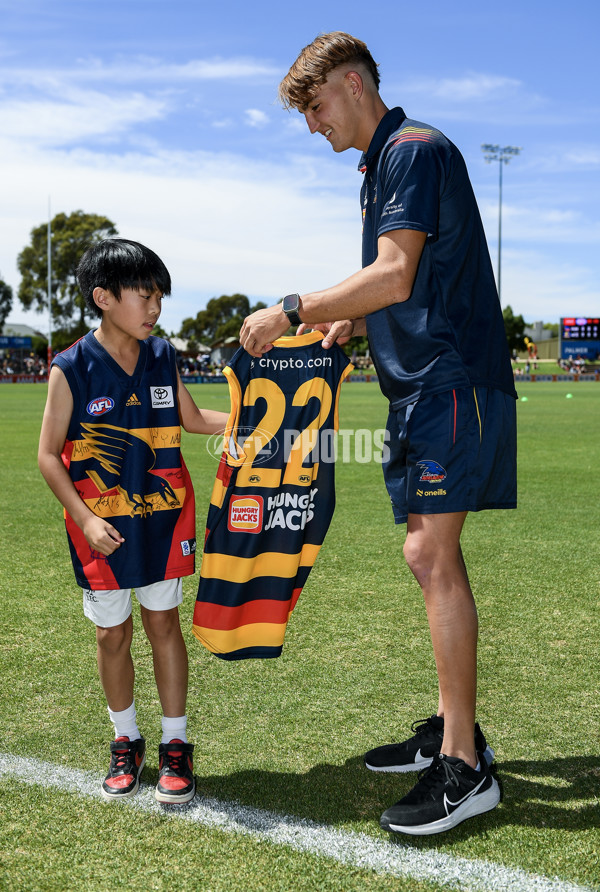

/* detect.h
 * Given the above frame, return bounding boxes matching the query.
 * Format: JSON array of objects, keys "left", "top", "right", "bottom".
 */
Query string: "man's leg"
[{"left": 403, "top": 511, "right": 479, "bottom": 768}]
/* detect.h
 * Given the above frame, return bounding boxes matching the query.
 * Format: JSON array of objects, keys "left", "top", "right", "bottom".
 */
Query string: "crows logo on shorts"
[
  {"left": 192, "top": 331, "right": 353, "bottom": 660},
  {"left": 417, "top": 459, "right": 447, "bottom": 483}
]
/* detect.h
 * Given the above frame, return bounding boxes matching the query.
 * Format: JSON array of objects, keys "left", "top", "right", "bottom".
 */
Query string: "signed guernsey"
[
  {"left": 53, "top": 331, "right": 196, "bottom": 590},
  {"left": 192, "top": 331, "right": 353, "bottom": 660}
]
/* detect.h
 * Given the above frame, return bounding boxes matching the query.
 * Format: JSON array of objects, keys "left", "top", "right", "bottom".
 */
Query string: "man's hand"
[
  {"left": 239, "top": 304, "right": 290, "bottom": 357},
  {"left": 297, "top": 320, "right": 356, "bottom": 348}
]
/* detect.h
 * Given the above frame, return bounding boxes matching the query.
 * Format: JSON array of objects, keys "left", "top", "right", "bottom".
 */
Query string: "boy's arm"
[
  {"left": 176, "top": 371, "right": 228, "bottom": 435},
  {"left": 38, "top": 366, "right": 125, "bottom": 556}
]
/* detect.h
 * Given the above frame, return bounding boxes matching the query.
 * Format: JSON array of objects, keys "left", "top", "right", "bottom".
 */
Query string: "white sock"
[
  {"left": 108, "top": 701, "right": 141, "bottom": 741},
  {"left": 161, "top": 714, "right": 188, "bottom": 744}
]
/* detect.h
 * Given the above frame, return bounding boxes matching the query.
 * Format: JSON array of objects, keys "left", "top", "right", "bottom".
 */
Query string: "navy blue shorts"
[{"left": 382, "top": 386, "right": 517, "bottom": 524}]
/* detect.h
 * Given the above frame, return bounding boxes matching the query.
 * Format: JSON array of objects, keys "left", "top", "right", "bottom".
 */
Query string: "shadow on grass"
[{"left": 144, "top": 754, "right": 600, "bottom": 838}]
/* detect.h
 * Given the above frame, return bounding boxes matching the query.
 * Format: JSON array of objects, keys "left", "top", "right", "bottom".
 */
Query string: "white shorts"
[{"left": 82, "top": 578, "right": 183, "bottom": 628}]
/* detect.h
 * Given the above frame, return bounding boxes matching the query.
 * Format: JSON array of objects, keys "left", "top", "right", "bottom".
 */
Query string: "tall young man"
[{"left": 239, "top": 32, "right": 517, "bottom": 835}]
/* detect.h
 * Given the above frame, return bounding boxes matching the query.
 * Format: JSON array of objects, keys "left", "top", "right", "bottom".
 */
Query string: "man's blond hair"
[{"left": 278, "top": 31, "right": 380, "bottom": 110}]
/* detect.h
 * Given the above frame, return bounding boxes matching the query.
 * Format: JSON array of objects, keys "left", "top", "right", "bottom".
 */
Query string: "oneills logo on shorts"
[{"left": 227, "top": 494, "right": 264, "bottom": 533}]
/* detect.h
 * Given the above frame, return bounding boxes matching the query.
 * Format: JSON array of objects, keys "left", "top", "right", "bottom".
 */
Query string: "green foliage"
[
  {"left": 502, "top": 304, "right": 526, "bottom": 351},
  {"left": 179, "top": 293, "right": 267, "bottom": 344},
  {"left": 543, "top": 322, "right": 559, "bottom": 336},
  {"left": 342, "top": 333, "right": 370, "bottom": 358},
  {"left": 17, "top": 210, "right": 117, "bottom": 329},
  {"left": 0, "top": 276, "right": 13, "bottom": 328}
]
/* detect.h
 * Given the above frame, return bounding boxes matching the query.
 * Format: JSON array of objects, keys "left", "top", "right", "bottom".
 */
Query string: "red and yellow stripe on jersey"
[
  {"left": 53, "top": 332, "right": 196, "bottom": 590},
  {"left": 192, "top": 331, "right": 352, "bottom": 659}
]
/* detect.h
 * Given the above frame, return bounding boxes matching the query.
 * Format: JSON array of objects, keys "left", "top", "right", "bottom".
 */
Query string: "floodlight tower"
[{"left": 481, "top": 144, "right": 522, "bottom": 303}]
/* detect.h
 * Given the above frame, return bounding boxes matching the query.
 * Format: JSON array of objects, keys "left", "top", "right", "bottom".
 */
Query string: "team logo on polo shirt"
[{"left": 227, "top": 495, "right": 264, "bottom": 533}]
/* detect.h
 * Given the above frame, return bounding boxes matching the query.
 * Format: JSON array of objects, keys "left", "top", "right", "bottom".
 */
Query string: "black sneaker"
[
  {"left": 380, "top": 753, "right": 500, "bottom": 835},
  {"left": 101, "top": 736, "right": 146, "bottom": 801},
  {"left": 155, "top": 739, "right": 196, "bottom": 804},
  {"left": 364, "top": 715, "right": 494, "bottom": 773}
]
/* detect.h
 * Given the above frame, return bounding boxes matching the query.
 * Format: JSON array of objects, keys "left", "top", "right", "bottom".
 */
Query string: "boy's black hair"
[{"left": 77, "top": 238, "right": 172, "bottom": 318}]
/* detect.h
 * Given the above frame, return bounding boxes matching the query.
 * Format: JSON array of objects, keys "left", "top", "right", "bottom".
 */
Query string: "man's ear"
[
  {"left": 92, "top": 287, "right": 110, "bottom": 312},
  {"left": 345, "top": 70, "right": 364, "bottom": 100}
]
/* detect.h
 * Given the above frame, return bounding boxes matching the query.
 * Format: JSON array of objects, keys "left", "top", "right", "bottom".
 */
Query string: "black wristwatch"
[{"left": 282, "top": 293, "right": 302, "bottom": 326}]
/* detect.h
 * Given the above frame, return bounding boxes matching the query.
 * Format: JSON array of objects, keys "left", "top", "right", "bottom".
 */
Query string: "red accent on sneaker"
[
  {"left": 158, "top": 739, "right": 193, "bottom": 790},
  {"left": 155, "top": 739, "right": 195, "bottom": 803}
]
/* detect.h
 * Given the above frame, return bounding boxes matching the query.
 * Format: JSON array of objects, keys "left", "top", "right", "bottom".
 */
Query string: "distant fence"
[
  {"left": 516, "top": 372, "right": 600, "bottom": 382},
  {"left": 1, "top": 374, "right": 48, "bottom": 384},
  {"left": 3, "top": 371, "right": 599, "bottom": 386}
]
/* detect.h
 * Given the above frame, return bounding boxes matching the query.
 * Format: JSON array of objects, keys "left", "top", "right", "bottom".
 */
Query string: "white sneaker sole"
[
  {"left": 155, "top": 780, "right": 196, "bottom": 804},
  {"left": 383, "top": 776, "right": 500, "bottom": 836}
]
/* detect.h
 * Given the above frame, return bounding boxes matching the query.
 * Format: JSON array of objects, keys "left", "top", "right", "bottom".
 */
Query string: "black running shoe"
[
  {"left": 364, "top": 715, "right": 494, "bottom": 773},
  {"left": 155, "top": 740, "right": 196, "bottom": 804},
  {"left": 380, "top": 752, "right": 500, "bottom": 835},
  {"left": 101, "top": 736, "right": 146, "bottom": 801}
]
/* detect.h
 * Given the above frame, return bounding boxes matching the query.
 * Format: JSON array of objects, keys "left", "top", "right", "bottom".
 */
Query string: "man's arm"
[
  {"left": 239, "top": 228, "right": 426, "bottom": 357},
  {"left": 38, "top": 366, "right": 125, "bottom": 556}
]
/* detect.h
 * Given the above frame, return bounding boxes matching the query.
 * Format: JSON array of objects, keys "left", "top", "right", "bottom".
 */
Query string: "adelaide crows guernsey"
[
  {"left": 53, "top": 331, "right": 196, "bottom": 590},
  {"left": 192, "top": 331, "right": 352, "bottom": 660}
]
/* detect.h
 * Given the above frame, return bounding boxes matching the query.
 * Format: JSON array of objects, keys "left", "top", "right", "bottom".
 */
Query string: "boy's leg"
[
  {"left": 140, "top": 604, "right": 188, "bottom": 719},
  {"left": 96, "top": 614, "right": 135, "bottom": 712},
  {"left": 139, "top": 597, "right": 195, "bottom": 804},
  {"left": 403, "top": 511, "right": 478, "bottom": 768},
  {"left": 86, "top": 593, "right": 145, "bottom": 801}
]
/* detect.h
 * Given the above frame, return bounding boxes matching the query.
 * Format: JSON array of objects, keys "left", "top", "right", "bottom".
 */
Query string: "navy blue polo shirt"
[{"left": 360, "top": 107, "right": 517, "bottom": 409}]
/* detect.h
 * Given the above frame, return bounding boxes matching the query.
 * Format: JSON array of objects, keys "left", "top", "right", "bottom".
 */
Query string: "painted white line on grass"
[{"left": 0, "top": 752, "right": 591, "bottom": 892}]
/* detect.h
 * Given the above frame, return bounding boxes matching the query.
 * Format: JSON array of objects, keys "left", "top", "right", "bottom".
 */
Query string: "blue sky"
[{"left": 1, "top": 0, "right": 598, "bottom": 336}]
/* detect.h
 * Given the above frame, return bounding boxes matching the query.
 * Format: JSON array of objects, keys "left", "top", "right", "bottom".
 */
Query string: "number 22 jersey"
[{"left": 192, "top": 331, "right": 352, "bottom": 660}]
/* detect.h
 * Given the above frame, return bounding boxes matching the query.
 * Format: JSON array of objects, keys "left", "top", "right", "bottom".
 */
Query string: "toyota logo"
[{"left": 153, "top": 387, "right": 169, "bottom": 400}]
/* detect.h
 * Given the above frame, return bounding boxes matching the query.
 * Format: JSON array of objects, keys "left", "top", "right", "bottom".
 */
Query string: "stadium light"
[{"left": 481, "top": 144, "right": 522, "bottom": 303}]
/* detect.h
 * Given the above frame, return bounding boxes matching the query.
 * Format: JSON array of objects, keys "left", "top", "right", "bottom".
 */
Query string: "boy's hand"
[{"left": 82, "top": 515, "right": 125, "bottom": 556}]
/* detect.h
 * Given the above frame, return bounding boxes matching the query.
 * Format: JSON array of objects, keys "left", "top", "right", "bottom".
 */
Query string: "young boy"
[{"left": 38, "top": 238, "right": 228, "bottom": 804}]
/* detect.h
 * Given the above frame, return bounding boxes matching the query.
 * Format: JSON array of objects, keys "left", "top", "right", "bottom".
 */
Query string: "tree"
[
  {"left": 502, "top": 304, "right": 526, "bottom": 352},
  {"left": 17, "top": 210, "right": 118, "bottom": 330},
  {"left": 0, "top": 277, "right": 13, "bottom": 329},
  {"left": 179, "top": 294, "right": 267, "bottom": 344}
]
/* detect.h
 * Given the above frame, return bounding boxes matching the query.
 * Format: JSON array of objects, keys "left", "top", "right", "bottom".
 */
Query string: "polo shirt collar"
[{"left": 358, "top": 107, "right": 407, "bottom": 172}]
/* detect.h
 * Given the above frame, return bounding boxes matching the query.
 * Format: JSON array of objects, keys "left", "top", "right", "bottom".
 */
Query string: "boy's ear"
[{"left": 92, "top": 287, "right": 110, "bottom": 311}]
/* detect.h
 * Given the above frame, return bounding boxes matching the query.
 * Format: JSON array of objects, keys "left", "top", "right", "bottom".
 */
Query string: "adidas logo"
[{"left": 126, "top": 393, "right": 141, "bottom": 406}]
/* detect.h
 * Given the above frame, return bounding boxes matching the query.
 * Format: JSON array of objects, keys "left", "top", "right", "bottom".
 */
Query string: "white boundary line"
[{"left": 0, "top": 752, "right": 592, "bottom": 892}]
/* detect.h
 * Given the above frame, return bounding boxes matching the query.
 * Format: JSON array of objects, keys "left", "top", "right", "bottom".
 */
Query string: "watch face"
[{"left": 283, "top": 293, "right": 300, "bottom": 314}]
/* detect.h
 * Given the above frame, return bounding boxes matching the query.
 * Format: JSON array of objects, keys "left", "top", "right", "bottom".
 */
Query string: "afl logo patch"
[
  {"left": 228, "top": 495, "right": 264, "bottom": 534},
  {"left": 86, "top": 396, "right": 114, "bottom": 416}
]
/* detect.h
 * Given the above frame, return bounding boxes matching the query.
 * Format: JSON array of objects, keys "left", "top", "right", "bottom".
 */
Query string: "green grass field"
[{"left": 1, "top": 380, "right": 599, "bottom": 891}]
